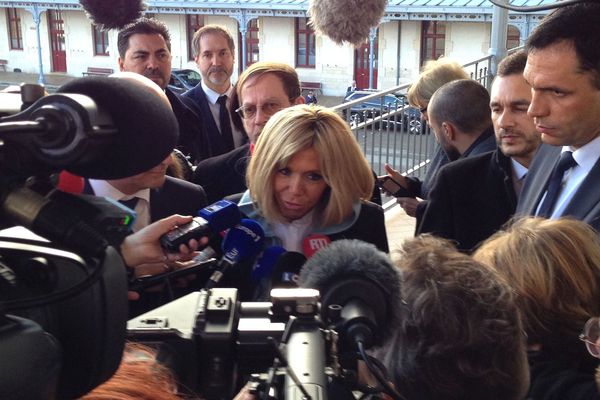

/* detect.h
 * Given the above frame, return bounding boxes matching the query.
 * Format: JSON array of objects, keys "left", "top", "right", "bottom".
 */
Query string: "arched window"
[{"left": 507, "top": 25, "right": 521, "bottom": 49}]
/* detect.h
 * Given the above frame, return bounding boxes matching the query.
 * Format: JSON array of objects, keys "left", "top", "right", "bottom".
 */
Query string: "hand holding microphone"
[{"left": 205, "top": 219, "right": 265, "bottom": 289}]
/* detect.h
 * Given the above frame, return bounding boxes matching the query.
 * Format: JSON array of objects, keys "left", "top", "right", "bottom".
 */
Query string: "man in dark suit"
[
  {"left": 84, "top": 158, "right": 206, "bottom": 231},
  {"left": 192, "top": 62, "right": 304, "bottom": 203},
  {"left": 416, "top": 51, "right": 540, "bottom": 252},
  {"left": 183, "top": 25, "right": 245, "bottom": 162},
  {"left": 117, "top": 18, "right": 211, "bottom": 166},
  {"left": 84, "top": 153, "right": 207, "bottom": 316},
  {"left": 516, "top": 3, "right": 600, "bottom": 233}
]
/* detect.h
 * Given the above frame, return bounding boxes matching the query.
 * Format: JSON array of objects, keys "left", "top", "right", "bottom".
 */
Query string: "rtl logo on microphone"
[{"left": 303, "top": 234, "right": 331, "bottom": 258}]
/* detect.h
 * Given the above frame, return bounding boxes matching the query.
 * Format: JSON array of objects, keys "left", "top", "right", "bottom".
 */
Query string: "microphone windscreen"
[
  {"left": 302, "top": 234, "right": 331, "bottom": 258},
  {"left": 57, "top": 76, "right": 178, "bottom": 179},
  {"left": 308, "top": 0, "right": 387, "bottom": 46},
  {"left": 80, "top": 0, "right": 147, "bottom": 30},
  {"left": 221, "top": 219, "right": 265, "bottom": 263},
  {"left": 299, "top": 239, "right": 401, "bottom": 344}
]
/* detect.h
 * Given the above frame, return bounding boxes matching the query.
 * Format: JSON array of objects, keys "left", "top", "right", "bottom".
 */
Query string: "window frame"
[
  {"left": 420, "top": 21, "right": 446, "bottom": 66},
  {"left": 92, "top": 24, "right": 110, "bottom": 56},
  {"left": 187, "top": 14, "right": 204, "bottom": 61},
  {"left": 295, "top": 17, "right": 316, "bottom": 68},
  {"left": 7, "top": 8, "right": 23, "bottom": 50}
]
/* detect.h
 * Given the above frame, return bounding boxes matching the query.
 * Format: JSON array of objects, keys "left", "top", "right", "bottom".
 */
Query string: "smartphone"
[{"left": 377, "top": 176, "right": 414, "bottom": 198}]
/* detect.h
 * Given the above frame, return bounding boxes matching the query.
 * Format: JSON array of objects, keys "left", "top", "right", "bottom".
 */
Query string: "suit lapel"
[
  {"left": 519, "top": 144, "right": 560, "bottom": 215},
  {"left": 562, "top": 155, "right": 600, "bottom": 220}
]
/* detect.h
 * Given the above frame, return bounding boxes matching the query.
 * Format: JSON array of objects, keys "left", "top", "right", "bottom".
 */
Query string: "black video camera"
[{"left": 127, "top": 287, "right": 362, "bottom": 400}]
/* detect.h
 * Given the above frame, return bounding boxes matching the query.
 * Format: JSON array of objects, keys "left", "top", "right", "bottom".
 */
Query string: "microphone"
[
  {"left": 307, "top": 0, "right": 387, "bottom": 46},
  {"left": 56, "top": 76, "right": 178, "bottom": 179},
  {"left": 1, "top": 77, "right": 178, "bottom": 180},
  {"left": 302, "top": 234, "right": 331, "bottom": 258},
  {"left": 159, "top": 200, "right": 240, "bottom": 252},
  {"left": 271, "top": 252, "right": 307, "bottom": 289},
  {"left": 80, "top": 0, "right": 147, "bottom": 30},
  {"left": 251, "top": 246, "right": 286, "bottom": 283},
  {"left": 205, "top": 219, "right": 265, "bottom": 289},
  {"left": 251, "top": 246, "right": 286, "bottom": 301},
  {"left": 299, "top": 239, "right": 401, "bottom": 349}
]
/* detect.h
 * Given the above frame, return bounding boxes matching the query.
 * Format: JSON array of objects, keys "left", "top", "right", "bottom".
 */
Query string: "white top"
[
  {"left": 88, "top": 180, "right": 150, "bottom": 232},
  {"left": 271, "top": 211, "right": 315, "bottom": 253}
]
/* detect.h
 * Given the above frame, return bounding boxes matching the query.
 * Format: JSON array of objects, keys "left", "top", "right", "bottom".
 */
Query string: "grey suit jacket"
[{"left": 516, "top": 143, "right": 600, "bottom": 231}]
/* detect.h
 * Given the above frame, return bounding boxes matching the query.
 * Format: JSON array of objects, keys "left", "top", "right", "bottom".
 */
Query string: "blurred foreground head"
[{"left": 384, "top": 235, "right": 529, "bottom": 400}]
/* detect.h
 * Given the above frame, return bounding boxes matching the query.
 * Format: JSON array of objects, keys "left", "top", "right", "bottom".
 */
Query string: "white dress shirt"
[{"left": 88, "top": 180, "right": 151, "bottom": 232}]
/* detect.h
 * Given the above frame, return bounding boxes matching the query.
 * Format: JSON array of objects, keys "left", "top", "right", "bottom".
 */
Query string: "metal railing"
[{"left": 331, "top": 55, "right": 494, "bottom": 181}]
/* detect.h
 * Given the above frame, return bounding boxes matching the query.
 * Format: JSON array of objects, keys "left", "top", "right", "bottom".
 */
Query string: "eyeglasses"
[
  {"left": 235, "top": 101, "right": 289, "bottom": 120},
  {"left": 419, "top": 106, "right": 428, "bottom": 114},
  {"left": 579, "top": 317, "right": 600, "bottom": 358}
]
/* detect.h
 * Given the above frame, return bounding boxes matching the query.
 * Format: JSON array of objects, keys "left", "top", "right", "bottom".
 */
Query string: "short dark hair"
[
  {"left": 525, "top": 2, "right": 600, "bottom": 89},
  {"left": 383, "top": 235, "right": 529, "bottom": 400},
  {"left": 428, "top": 79, "right": 492, "bottom": 134},
  {"left": 497, "top": 50, "right": 527, "bottom": 77},
  {"left": 117, "top": 18, "right": 171, "bottom": 59}
]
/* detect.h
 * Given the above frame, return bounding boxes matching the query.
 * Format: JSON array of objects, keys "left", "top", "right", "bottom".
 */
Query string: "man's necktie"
[
  {"left": 537, "top": 151, "right": 577, "bottom": 217},
  {"left": 217, "top": 95, "right": 234, "bottom": 151},
  {"left": 119, "top": 197, "right": 139, "bottom": 211}
]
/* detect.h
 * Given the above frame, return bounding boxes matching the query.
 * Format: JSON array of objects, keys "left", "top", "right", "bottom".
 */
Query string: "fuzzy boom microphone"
[
  {"left": 80, "top": 0, "right": 147, "bottom": 30},
  {"left": 308, "top": 0, "right": 388, "bottom": 46}
]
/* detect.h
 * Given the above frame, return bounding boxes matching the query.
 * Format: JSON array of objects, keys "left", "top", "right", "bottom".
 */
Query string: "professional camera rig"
[{"left": 128, "top": 287, "right": 395, "bottom": 400}]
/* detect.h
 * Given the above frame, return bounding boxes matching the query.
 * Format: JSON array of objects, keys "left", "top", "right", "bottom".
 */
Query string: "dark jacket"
[
  {"left": 517, "top": 143, "right": 600, "bottom": 234},
  {"left": 165, "top": 88, "right": 212, "bottom": 166},
  {"left": 413, "top": 125, "right": 497, "bottom": 225},
  {"left": 182, "top": 84, "right": 233, "bottom": 159},
  {"left": 192, "top": 144, "right": 250, "bottom": 204},
  {"left": 417, "top": 148, "right": 517, "bottom": 252},
  {"left": 84, "top": 176, "right": 207, "bottom": 222},
  {"left": 527, "top": 350, "right": 600, "bottom": 400}
]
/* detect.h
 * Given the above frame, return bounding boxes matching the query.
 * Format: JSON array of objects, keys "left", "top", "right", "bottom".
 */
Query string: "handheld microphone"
[
  {"left": 299, "top": 239, "right": 401, "bottom": 349},
  {"left": 160, "top": 200, "right": 240, "bottom": 252},
  {"left": 302, "top": 234, "right": 331, "bottom": 258},
  {"left": 251, "top": 246, "right": 286, "bottom": 301},
  {"left": 308, "top": 0, "right": 387, "bottom": 46},
  {"left": 271, "top": 252, "right": 307, "bottom": 289},
  {"left": 80, "top": 0, "right": 147, "bottom": 30},
  {"left": 205, "top": 219, "right": 265, "bottom": 289},
  {"left": 251, "top": 246, "right": 286, "bottom": 283}
]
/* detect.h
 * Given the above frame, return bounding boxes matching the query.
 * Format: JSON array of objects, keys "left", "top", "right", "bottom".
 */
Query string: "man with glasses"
[{"left": 191, "top": 62, "right": 304, "bottom": 203}]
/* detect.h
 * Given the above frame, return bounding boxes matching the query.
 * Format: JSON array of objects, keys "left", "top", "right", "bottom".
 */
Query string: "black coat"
[
  {"left": 84, "top": 176, "right": 208, "bottom": 222},
  {"left": 182, "top": 84, "right": 233, "bottom": 159},
  {"left": 416, "top": 148, "right": 517, "bottom": 252},
  {"left": 192, "top": 144, "right": 250, "bottom": 204},
  {"left": 527, "top": 350, "right": 600, "bottom": 400},
  {"left": 165, "top": 88, "right": 212, "bottom": 165},
  {"left": 517, "top": 143, "right": 600, "bottom": 234}
]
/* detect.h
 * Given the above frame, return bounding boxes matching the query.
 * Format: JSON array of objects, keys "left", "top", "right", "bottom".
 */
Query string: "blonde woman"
[
  {"left": 240, "top": 104, "right": 388, "bottom": 254},
  {"left": 474, "top": 217, "right": 600, "bottom": 400}
]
